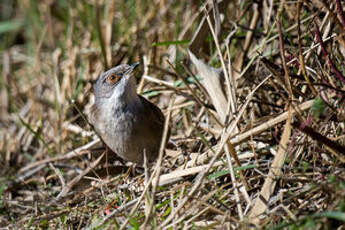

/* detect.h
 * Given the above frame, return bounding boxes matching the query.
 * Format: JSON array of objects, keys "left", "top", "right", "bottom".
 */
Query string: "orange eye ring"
[{"left": 107, "top": 74, "right": 120, "bottom": 84}]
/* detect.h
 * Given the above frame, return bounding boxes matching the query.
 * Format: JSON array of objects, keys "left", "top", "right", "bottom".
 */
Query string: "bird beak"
[
  {"left": 123, "top": 62, "right": 140, "bottom": 82},
  {"left": 130, "top": 62, "right": 140, "bottom": 70}
]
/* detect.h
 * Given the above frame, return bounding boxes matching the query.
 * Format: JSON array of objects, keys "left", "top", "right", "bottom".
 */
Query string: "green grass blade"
[
  {"left": 0, "top": 20, "right": 23, "bottom": 34},
  {"left": 152, "top": 39, "right": 189, "bottom": 47}
]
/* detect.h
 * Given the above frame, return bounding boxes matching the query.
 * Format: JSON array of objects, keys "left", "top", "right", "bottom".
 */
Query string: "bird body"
[{"left": 90, "top": 63, "right": 164, "bottom": 165}]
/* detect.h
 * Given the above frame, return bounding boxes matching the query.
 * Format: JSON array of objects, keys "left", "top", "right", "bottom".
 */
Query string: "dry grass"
[{"left": 1, "top": 0, "right": 345, "bottom": 229}]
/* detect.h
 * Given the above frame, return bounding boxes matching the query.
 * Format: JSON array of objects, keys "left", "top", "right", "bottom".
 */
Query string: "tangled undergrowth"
[{"left": 1, "top": 0, "right": 345, "bottom": 229}]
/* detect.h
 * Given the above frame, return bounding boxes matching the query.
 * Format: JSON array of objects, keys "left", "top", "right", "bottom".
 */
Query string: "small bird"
[{"left": 89, "top": 63, "right": 165, "bottom": 165}]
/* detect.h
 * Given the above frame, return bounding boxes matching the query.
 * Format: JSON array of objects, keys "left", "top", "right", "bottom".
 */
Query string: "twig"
[
  {"left": 18, "top": 138, "right": 100, "bottom": 173},
  {"left": 160, "top": 73, "right": 270, "bottom": 228},
  {"left": 297, "top": 0, "right": 318, "bottom": 96},
  {"left": 142, "top": 95, "right": 174, "bottom": 228},
  {"left": 249, "top": 105, "right": 293, "bottom": 225},
  {"left": 277, "top": 11, "right": 293, "bottom": 99},
  {"left": 56, "top": 152, "right": 105, "bottom": 199},
  {"left": 315, "top": 23, "right": 345, "bottom": 85},
  {"left": 336, "top": 0, "right": 345, "bottom": 30}
]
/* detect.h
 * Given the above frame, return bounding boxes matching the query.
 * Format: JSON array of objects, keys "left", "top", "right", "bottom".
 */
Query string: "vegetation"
[{"left": 1, "top": 0, "right": 345, "bottom": 229}]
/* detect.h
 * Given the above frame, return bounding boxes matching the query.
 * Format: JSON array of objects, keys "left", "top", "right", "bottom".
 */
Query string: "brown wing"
[{"left": 138, "top": 95, "right": 165, "bottom": 127}]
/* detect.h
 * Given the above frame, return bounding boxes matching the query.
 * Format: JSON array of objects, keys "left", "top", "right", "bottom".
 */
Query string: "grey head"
[{"left": 93, "top": 63, "right": 140, "bottom": 104}]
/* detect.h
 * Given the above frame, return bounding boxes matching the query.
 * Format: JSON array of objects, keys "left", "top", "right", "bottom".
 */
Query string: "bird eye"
[{"left": 107, "top": 74, "right": 120, "bottom": 84}]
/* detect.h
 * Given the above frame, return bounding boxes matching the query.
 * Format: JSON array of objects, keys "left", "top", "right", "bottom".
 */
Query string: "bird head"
[{"left": 93, "top": 63, "right": 139, "bottom": 104}]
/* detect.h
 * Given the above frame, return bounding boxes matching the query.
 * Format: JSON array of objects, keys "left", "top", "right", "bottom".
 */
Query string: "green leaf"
[
  {"left": 18, "top": 116, "right": 48, "bottom": 148},
  {"left": 312, "top": 211, "right": 345, "bottom": 222},
  {"left": 152, "top": 39, "right": 189, "bottom": 47},
  {"left": 208, "top": 170, "right": 229, "bottom": 180},
  {"left": 143, "top": 90, "right": 160, "bottom": 98},
  {"left": 0, "top": 20, "right": 23, "bottom": 34},
  {"left": 40, "top": 219, "right": 49, "bottom": 228},
  {"left": 235, "top": 164, "right": 258, "bottom": 171},
  {"left": 155, "top": 198, "right": 171, "bottom": 209},
  {"left": 174, "top": 79, "right": 184, "bottom": 87},
  {"left": 196, "top": 130, "right": 216, "bottom": 154},
  {"left": 73, "top": 62, "right": 86, "bottom": 100},
  {"left": 163, "top": 206, "right": 171, "bottom": 217},
  {"left": 128, "top": 217, "right": 140, "bottom": 230},
  {"left": 26, "top": 216, "right": 34, "bottom": 229},
  {"left": 208, "top": 165, "right": 258, "bottom": 180},
  {"left": 311, "top": 96, "right": 326, "bottom": 119},
  {"left": 0, "top": 184, "right": 5, "bottom": 208}
]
